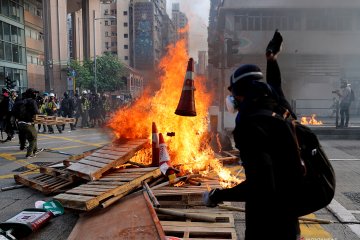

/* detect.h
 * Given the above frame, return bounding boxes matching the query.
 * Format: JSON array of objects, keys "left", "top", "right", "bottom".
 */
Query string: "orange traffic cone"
[
  {"left": 159, "top": 133, "right": 177, "bottom": 182},
  {"left": 151, "top": 122, "right": 159, "bottom": 167},
  {"left": 175, "top": 58, "right": 196, "bottom": 116}
]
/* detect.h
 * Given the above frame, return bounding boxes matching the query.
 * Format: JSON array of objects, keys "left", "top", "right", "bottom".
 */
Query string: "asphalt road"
[{"left": 0, "top": 127, "right": 360, "bottom": 239}]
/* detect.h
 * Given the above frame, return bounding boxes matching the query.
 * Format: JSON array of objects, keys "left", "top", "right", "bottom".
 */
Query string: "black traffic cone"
[{"left": 175, "top": 58, "right": 196, "bottom": 116}]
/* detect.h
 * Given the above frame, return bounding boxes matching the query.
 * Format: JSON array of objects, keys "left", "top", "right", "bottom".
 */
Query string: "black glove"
[
  {"left": 202, "top": 188, "right": 220, "bottom": 207},
  {"left": 266, "top": 29, "right": 283, "bottom": 56}
]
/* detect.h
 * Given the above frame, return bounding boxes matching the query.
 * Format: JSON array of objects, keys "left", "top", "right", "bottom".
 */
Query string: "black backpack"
[
  {"left": 350, "top": 89, "right": 355, "bottom": 102},
  {"left": 257, "top": 110, "right": 336, "bottom": 217}
]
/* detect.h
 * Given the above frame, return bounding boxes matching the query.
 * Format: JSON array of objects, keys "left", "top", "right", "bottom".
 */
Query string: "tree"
[
  {"left": 69, "top": 59, "right": 93, "bottom": 90},
  {"left": 95, "top": 53, "right": 128, "bottom": 93},
  {"left": 69, "top": 53, "right": 128, "bottom": 93}
]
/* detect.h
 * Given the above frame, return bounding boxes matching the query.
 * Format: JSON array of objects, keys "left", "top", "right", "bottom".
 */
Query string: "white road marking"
[
  {"left": 327, "top": 199, "right": 360, "bottom": 238},
  {"left": 329, "top": 159, "right": 360, "bottom": 161}
]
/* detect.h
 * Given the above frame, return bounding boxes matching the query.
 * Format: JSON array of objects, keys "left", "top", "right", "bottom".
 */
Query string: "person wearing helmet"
[
  {"left": 80, "top": 91, "right": 90, "bottom": 128},
  {"left": 203, "top": 31, "right": 301, "bottom": 239},
  {"left": 46, "top": 93, "right": 62, "bottom": 134}
]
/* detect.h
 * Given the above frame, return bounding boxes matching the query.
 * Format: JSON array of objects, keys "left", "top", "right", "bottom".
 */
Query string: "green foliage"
[{"left": 70, "top": 53, "right": 128, "bottom": 93}]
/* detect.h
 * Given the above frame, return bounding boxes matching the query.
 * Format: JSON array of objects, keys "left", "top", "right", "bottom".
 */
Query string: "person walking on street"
[
  {"left": 73, "top": 93, "right": 81, "bottom": 128},
  {"left": 80, "top": 91, "right": 90, "bottom": 128},
  {"left": 46, "top": 93, "right": 62, "bottom": 134},
  {"left": 12, "top": 88, "right": 43, "bottom": 158},
  {"left": 60, "top": 92, "right": 75, "bottom": 131},
  {"left": 203, "top": 30, "right": 302, "bottom": 240},
  {"left": 334, "top": 80, "right": 353, "bottom": 128}
]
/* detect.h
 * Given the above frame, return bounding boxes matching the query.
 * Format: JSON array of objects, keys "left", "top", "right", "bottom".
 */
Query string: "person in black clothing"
[
  {"left": 12, "top": 88, "right": 43, "bottom": 158},
  {"left": 203, "top": 31, "right": 302, "bottom": 240},
  {"left": 60, "top": 92, "right": 75, "bottom": 131}
]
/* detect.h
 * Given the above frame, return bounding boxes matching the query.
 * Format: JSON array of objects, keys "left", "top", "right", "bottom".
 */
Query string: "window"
[
  {"left": 111, "top": 20, "right": 116, "bottom": 25},
  {"left": 104, "top": 9, "right": 109, "bottom": 15},
  {"left": 105, "top": 42, "right": 109, "bottom": 49},
  {"left": 123, "top": 11, "right": 128, "bottom": 16},
  {"left": 3, "top": 23, "right": 10, "bottom": 42},
  {"left": 124, "top": 44, "right": 128, "bottom": 49},
  {"left": 111, "top": 42, "right": 117, "bottom": 47},
  {"left": 105, "top": 31, "right": 109, "bottom": 37},
  {"left": 0, "top": 42, "right": 4, "bottom": 60},
  {"left": 124, "top": 22, "right": 128, "bottom": 27},
  {"left": 124, "top": 33, "right": 128, "bottom": 38},
  {"left": 11, "top": 25, "right": 18, "bottom": 44},
  {"left": 111, "top": 32, "right": 117, "bottom": 36},
  {"left": 4, "top": 42, "right": 12, "bottom": 61},
  {"left": 105, "top": 20, "right": 109, "bottom": 26},
  {"left": 111, "top": 9, "right": 117, "bottom": 15},
  {"left": 124, "top": 56, "right": 129, "bottom": 60},
  {"left": 12, "top": 44, "right": 19, "bottom": 63}
]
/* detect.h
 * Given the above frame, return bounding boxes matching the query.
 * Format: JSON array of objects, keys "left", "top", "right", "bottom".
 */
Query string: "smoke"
[{"left": 166, "top": 0, "right": 210, "bottom": 60}]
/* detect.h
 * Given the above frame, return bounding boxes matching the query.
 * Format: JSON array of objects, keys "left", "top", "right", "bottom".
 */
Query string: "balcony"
[
  {"left": 26, "top": 37, "right": 44, "bottom": 52},
  {"left": 24, "top": 11, "right": 43, "bottom": 29}
]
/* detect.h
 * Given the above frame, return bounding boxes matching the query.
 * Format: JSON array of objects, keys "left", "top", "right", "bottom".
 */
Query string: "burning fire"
[
  {"left": 301, "top": 114, "right": 323, "bottom": 125},
  {"left": 108, "top": 38, "right": 241, "bottom": 188}
]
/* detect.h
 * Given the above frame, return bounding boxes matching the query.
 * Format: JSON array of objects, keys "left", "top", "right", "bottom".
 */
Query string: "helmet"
[
  {"left": 49, "top": 93, "right": 55, "bottom": 97},
  {"left": 228, "top": 64, "right": 263, "bottom": 96},
  {"left": 43, "top": 92, "right": 49, "bottom": 96},
  {"left": 82, "top": 90, "right": 87, "bottom": 94}
]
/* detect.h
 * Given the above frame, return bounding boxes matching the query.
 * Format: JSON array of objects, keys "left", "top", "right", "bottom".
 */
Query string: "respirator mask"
[{"left": 225, "top": 95, "right": 239, "bottom": 114}]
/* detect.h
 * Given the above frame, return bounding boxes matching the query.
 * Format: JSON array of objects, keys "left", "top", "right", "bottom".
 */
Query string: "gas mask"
[{"left": 225, "top": 95, "right": 239, "bottom": 113}]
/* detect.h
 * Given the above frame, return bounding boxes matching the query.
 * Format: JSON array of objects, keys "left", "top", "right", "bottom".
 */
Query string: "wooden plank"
[
  {"left": 54, "top": 193, "right": 99, "bottom": 210},
  {"left": 79, "top": 159, "right": 108, "bottom": 168},
  {"left": 66, "top": 189, "right": 104, "bottom": 196},
  {"left": 111, "top": 167, "right": 158, "bottom": 173},
  {"left": 67, "top": 192, "right": 166, "bottom": 240},
  {"left": 84, "top": 156, "right": 114, "bottom": 164},
  {"left": 90, "top": 152, "right": 120, "bottom": 160},
  {"left": 95, "top": 149, "right": 127, "bottom": 157},
  {"left": 66, "top": 139, "right": 148, "bottom": 181}
]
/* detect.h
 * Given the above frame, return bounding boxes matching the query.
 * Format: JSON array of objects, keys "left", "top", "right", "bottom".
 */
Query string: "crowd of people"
[{"left": 0, "top": 88, "right": 112, "bottom": 158}]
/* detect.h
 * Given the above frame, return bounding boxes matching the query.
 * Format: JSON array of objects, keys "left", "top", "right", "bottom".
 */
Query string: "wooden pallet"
[
  {"left": 34, "top": 115, "right": 75, "bottom": 125},
  {"left": 14, "top": 164, "right": 79, "bottom": 195},
  {"left": 66, "top": 139, "right": 148, "bottom": 180},
  {"left": 54, "top": 167, "right": 161, "bottom": 211},
  {"left": 158, "top": 208, "right": 237, "bottom": 240}
]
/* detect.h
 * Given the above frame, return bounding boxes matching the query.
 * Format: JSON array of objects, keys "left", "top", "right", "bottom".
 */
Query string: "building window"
[
  {"left": 124, "top": 45, "right": 128, "bottom": 49},
  {"left": 124, "top": 22, "right": 128, "bottom": 27},
  {"left": 111, "top": 42, "right": 117, "bottom": 47},
  {"left": 124, "top": 56, "right": 129, "bottom": 60},
  {"left": 105, "top": 31, "right": 109, "bottom": 37},
  {"left": 124, "top": 33, "right": 128, "bottom": 38},
  {"left": 111, "top": 20, "right": 116, "bottom": 25},
  {"left": 104, "top": 9, "right": 109, "bottom": 15},
  {"left": 105, "top": 42, "right": 109, "bottom": 49},
  {"left": 105, "top": 20, "right": 109, "bottom": 26},
  {"left": 123, "top": 11, "right": 128, "bottom": 16},
  {"left": 111, "top": 32, "right": 117, "bottom": 36},
  {"left": 111, "top": 9, "right": 117, "bottom": 15}
]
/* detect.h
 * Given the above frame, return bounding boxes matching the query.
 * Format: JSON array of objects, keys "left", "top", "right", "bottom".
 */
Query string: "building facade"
[
  {"left": 171, "top": 3, "right": 189, "bottom": 50},
  {"left": 0, "top": 0, "right": 27, "bottom": 92},
  {"left": 212, "top": 0, "right": 360, "bottom": 116},
  {"left": 24, "top": 0, "right": 44, "bottom": 91}
]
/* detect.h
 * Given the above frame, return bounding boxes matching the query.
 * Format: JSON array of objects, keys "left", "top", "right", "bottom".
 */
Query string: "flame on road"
[
  {"left": 108, "top": 38, "right": 241, "bottom": 188},
  {"left": 301, "top": 114, "right": 323, "bottom": 125}
]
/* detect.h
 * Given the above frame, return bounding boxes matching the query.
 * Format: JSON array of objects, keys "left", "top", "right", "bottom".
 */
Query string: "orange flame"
[
  {"left": 301, "top": 114, "right": 323, "bottom": 125},
  {"left": 108, "top": 38, "right": 241, "bottom": 188}
]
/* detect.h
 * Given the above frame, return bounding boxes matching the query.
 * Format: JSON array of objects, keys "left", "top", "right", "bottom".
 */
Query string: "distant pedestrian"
[
  {"left": 334, "top": 80, "right": 352, "bottom": 127},
  {"left": 46, "top": 93, "right": 62, "bottom": 134},
  {"left": 80, "top": 91, "right": 90, "bottom": 128},
  {"left": 73, "top": 93, "right": 81, "bottom": 128},
  {"left": 60, "top": 92, "right": 75, "bottom": 131}
]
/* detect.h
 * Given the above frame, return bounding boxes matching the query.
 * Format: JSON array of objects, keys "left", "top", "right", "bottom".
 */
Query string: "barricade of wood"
[{"left": 34, "top": 115, "right": 75, "bottom": 125}]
